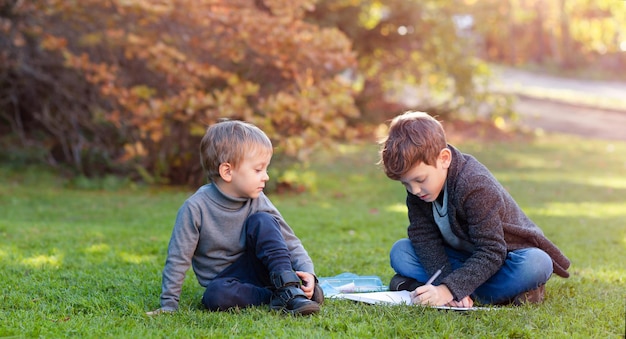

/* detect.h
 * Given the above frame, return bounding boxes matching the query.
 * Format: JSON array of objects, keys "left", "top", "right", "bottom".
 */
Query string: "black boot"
[
  {"left": 389, "top": 274, "right": 423, "bottom": 291},
  {"left": 270, "top": 271, "right": 320, "bottom": 315}
]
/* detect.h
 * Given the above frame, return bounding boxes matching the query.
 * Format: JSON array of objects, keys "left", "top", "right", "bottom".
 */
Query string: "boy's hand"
[
  {"left": 447, "top": 295, "right": 474, "bottom": 308},
  {"left": 295, "top": 271, "right": 315, "bottom": 299},
  {"left": 410, "top": 284, "right": 454, "bottom": 306},
  {"left": 146, "top": 308, "right": 174, "bottom": 316}
]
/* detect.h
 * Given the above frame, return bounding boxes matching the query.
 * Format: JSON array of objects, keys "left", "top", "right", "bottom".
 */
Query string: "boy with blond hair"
[
  {"left": 379, "top": 111, "right": 570, "bottom": 307},
  {"left": 150, "top": 119, "right": 322, "bottom": 315}
]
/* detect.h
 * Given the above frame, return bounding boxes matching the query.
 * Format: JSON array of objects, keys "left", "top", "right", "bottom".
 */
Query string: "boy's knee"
[
  {"left": 247, "top": 212, "right": 274, "bottom": 223},
  {"left": 390, "top": 239, "right": 413, "bottom": 256},
  {"left": 516, "top": 248, "right": 553, "bottom": 282},
  {"left": 530, "top": 249, "right": 553, "bottom": 276},
  {"left": 389, "top": 239, "right": 414, "bottom": 268},
  {"left": 244, "top": 212, "right": 281, "bottom": 241}
]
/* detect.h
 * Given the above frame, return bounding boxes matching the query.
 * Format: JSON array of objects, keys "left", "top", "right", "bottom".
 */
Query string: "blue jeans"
[
  {"left": 201, "top": 212, "right": 292, "bottom": 311},
  {"left": 389, "top": 238, "right": 553, "bottom": 304}
]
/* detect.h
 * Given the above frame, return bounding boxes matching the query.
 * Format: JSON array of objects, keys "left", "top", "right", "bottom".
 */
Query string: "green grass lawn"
[{"left": 1, "top": 133, "right": 625, "bottom": 338}]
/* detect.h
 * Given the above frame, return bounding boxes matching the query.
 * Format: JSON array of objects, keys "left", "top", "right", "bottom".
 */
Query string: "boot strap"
[
  {"left": 271, "top": 271, "right": 301, "bottom": 288},
  {"left": 274, "top": 286, "right": 305, "bottom": 303}
]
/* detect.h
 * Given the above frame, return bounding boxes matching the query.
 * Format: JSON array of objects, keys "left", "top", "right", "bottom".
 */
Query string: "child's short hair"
[
  {"left": 200, "top": 119, "right": 273, "bottom": 182},
  {"left": 379, "top": 111, "right": 447, "bottom": 180}
]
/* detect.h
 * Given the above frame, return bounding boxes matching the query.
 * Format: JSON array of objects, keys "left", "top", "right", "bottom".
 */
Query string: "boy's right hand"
[
  {"left": 411, "top": 284, "right": 453, "bottom": 306},
  {"left": 146, "top": 308, "right": 174, "bottom": 316}
]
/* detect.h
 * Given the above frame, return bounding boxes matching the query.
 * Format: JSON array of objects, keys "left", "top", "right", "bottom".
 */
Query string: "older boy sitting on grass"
[{"left": 379, "top": 111, "right": 570, "bottom": 307}]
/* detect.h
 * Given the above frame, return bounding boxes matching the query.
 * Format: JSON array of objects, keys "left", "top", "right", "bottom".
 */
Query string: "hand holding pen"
[{"left": 409, "top": 265, "right": 452, "bottom": 306}]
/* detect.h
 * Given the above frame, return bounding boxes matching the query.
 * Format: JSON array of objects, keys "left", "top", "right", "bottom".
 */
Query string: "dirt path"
[
  {"left": 515, "top": 96, "right": 626, "bottom": 141},
  {"left": 493, "top": 67, "right": 626, "bottom": 141}
]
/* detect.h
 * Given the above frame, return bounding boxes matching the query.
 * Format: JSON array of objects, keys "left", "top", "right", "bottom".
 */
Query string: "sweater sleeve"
[
  {"left": 440, "top": 174, "right": 508, "bottom": 300},
  {"left": 159, "top": 202, "right": 200, "bottom": 311}
]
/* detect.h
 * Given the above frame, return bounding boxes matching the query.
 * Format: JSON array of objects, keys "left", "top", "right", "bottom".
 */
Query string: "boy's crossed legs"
[{"left": 389, "top": 238, "right": 553, "bottom": 305}]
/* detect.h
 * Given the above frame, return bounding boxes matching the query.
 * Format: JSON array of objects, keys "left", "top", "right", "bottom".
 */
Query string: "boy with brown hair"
[
  {"left": 379, "top": 111, "right": 570, "bottom": 307},
  {"left": 149, "top": 119, "right": 322, "bottom": 316}
]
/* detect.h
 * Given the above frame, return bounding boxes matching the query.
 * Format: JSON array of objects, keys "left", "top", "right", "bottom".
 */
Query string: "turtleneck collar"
[{"left": 201, "top": 183, "right": 250, "bottom": 210}]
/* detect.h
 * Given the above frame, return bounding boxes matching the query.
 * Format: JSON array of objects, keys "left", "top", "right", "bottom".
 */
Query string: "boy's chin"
[{"left": 418, "top": 194, "right": 433, "bottom": 202}]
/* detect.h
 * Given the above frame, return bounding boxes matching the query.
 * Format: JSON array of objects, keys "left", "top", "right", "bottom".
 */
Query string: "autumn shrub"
[
  {"left": 1, "top": 0, "right": 523, "bottom": 189},
  {"left": 0, "top": 1, "right": 124, "bottom": 176},
  {"left": 1, "top": 0, "right": 358, "bottom": 188}
]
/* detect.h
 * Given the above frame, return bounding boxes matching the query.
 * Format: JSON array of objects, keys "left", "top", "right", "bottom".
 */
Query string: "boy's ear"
[
  {"left": 218, "top": 162, "right": 233, "bottom": 182},
  {"left": 439, "top": 148, "right": 452, "bottom": 169}
]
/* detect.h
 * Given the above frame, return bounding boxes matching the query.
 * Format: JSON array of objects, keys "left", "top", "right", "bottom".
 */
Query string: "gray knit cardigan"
[{"left": 406, "top": 145, "right": 571, "bottom": 301}]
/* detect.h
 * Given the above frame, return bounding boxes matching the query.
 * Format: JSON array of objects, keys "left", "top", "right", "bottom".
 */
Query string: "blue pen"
[{"left": 425, "top": 265, "right": 445, "bottom": 285}]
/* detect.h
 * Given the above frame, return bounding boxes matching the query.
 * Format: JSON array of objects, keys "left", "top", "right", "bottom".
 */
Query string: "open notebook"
[{"left": 333, "top": 290, "right": 497, "bottom": 311}]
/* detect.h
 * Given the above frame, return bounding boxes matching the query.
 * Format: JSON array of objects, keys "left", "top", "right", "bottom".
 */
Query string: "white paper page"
[
  {"left": 334, "top": 291, "right": 497, "bottom": 311},
  {"left": 334, "top": 291, "right": 412, "bottom": 305}
]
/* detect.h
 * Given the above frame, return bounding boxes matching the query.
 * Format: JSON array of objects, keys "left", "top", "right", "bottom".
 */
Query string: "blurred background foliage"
[{"left": 1, "top": 0, "right": 625, "bottom": 190}]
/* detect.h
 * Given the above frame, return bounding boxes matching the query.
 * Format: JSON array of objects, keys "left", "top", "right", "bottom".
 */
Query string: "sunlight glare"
[
  {"left": 22, "top": 254, "right": 62, "bottom": 268},
  {"left": 119, "top": 251, "right": 153, "bottom": 264},
  {"left": 576, "top": 266, "right": 625, "bottom": 284},
  {"left": 585, "top": 176, "right": 626, "bottom": 189},
  {"left": 528, "top": 201, "right": 626, "bottom": 219},
  {"left": 497, "top": 172, "right": 626, "bottom": 190},
  {"left": 84, "top": 243, "right": 111, "bottom": 254},
  {"left": 385, "top": 203, "right": 407, "bottom": 214}
]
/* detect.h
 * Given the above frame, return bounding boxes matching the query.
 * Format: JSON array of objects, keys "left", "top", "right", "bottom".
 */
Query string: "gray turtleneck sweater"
[{"left": 159, "top": 184, "right": 314, "bottom": 310}]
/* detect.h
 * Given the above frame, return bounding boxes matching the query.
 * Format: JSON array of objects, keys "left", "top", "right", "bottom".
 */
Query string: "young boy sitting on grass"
[
  {"left": 379, "top": 111, "right": 570, "bottom": 307},
  {"left": 148, "top": 119, "right": 322, "bottom": 316}
]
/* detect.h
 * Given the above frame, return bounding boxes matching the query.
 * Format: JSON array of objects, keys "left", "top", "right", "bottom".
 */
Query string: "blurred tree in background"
[
  {"left": 1, "top": 0, "right": 623, "bottom": 189},
  {"left": 307, "top": 0, "right": 505, "bottom": 124},
  {"left": 464, "top": 0, "right": 626, "bottom": 76}
]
